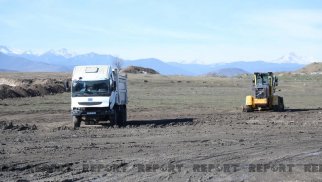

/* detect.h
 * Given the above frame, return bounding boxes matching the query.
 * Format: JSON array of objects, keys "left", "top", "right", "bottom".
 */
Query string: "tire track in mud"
[{"left": 1, "top": 110, "right": 322, "bottom": 181}]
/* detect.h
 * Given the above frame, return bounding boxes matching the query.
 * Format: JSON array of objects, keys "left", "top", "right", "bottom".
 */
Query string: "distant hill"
[
  {"left": 20, "top": 52, "right": 116, "bottom": 69},
  {"left": 124, "top": 58, "right": 191, "bottom": 75},
  {"left": 121, "top": 66, "right": 159, "bottom": 74},
  {"left": 0, "top": 53, "right": 68, "bottom": 72},
  {"left": 170, "top": 61, "right": 304, "bottom": 75},
  {"left": 0, "top": 68, "right": 18, "bottom": 72},
  {"left": 207, "top": 68, "right": 248, "bottom": 77},
  {"left": 296, "top": 62, "right": 322, "bottom": 74},
  {"left": 211, "top": 61, "right": 304, "bottom": 73},
  {"left": 0, "top": 46, "right": 311, "bottom": 75},
  {"left": 168, "top": 62, "right": 214, "bottom": 75}
]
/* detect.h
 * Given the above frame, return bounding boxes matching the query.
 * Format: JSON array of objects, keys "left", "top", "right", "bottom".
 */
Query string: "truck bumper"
[{"left": 72, "top": 107, "right": 114, "bottom": 117}]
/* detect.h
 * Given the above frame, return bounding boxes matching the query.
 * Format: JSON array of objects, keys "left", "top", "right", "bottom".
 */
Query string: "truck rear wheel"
[
  {"left": 73, "top": 116, "right": 81, "bottom": 129},
  {"left": 110, "top": 105, "right": 127, "bottom": 127},
  {"left": 117, "top": 106, "right": 127, "bottom": 127},
  {"left": 121, "top": 106, "right": 127, "bottom": 126},
  {"left": 110, "top": 116, "right": 116, "bottom": 126}
]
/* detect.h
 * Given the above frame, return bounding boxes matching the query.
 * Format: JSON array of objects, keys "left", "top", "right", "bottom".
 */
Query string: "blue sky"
[{"left": 1, "top": 0, "right": 322, "bottom": 63}]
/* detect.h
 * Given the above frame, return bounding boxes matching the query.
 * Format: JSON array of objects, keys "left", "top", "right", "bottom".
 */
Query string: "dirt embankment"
[
  {"left": 0, "top": 78, "right": 70, "bottom": 100},
  {"left": 121, "top": 66, "right": 159, "bottom": 74},
  {"left": 296, "top": 62, "right": 322, "bottom": 74}
]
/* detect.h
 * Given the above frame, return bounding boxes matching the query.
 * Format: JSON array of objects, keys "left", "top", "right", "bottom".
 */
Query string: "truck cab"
[{"left": 71, "top": 65, "right": 128, "bottom": 128}]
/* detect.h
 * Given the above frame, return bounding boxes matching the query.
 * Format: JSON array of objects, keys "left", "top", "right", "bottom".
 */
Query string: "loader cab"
[
  {"left": 254, "top": 72, "right": 270, "bottom": 86},
  {"left": 253, "top": 73, "right": 273, "bottom": 99}
]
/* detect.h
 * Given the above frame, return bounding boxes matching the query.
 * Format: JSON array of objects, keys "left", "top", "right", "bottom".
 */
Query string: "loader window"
[
  {"left": 256, "top": 75, "right": 269, "bottom": 85},
  {"left": 72, "top": 80, "right": 111, "bottom": 97}
]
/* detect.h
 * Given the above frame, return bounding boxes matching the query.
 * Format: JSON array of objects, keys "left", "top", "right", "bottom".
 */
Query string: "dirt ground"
[{"left": 1, "top": 73, "right": 322, "bottom": 182}]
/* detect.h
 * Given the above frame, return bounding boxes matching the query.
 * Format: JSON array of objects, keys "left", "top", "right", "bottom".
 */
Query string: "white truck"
[{"left": 71, "top": 65, "right": 128, "bottom": 128}]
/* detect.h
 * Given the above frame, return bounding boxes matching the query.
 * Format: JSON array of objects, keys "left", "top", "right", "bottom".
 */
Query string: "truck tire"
[
  {"left": 110, "top": 116, "right": 116, "bottom": 126},
  {"left": 111, "top": 105, "right": 127, "bottom": 127},
  {"left": 111, "top": 105, "right": 121, "bottom": 127},
  {"left": 120, "top": 106, "right": 127, "bottom": 126},
  {"left": 123, "top": 106, "right": 127, "bottom": 124},
  {"left": 73, "top": 116, "right": 81, "bottom": 129},
  {"left": 110, "top": 108, "right": 118, "bottom": 126},
  {"left": 116, "top": 106, "right": 125, "bottom": 127}
]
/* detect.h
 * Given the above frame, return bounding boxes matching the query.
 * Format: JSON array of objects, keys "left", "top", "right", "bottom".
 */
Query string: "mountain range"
[{"left": 0, "top": 45, "right": 317, "bottom": 76}]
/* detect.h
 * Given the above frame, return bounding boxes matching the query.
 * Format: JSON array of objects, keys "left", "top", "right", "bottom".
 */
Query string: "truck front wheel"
[{"left": 73, "top": 116, "right": 81, "bottom": 129}]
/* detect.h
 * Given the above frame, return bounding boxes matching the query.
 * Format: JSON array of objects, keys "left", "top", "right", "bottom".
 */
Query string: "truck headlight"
[{"left": 72, "top": 107, "right": 84, "bottom": 113}]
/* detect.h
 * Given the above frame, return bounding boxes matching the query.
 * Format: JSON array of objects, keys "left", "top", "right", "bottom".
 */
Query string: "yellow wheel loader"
[{"left": 243, "top": 72, "right": 284, "bottom": 112}]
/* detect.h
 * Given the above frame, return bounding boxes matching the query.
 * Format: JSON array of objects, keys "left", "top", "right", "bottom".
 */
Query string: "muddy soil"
[
  {"left": 1, "top": 73, "right": 322, "bottom": 181},
  {"left": 1, "top": 108, "right": 322, "bottom": 181}
]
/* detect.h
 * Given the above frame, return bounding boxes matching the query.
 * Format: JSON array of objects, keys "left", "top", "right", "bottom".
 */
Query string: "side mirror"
[{"left": 112, "top": 81, "right": 116, "bottom": 91}]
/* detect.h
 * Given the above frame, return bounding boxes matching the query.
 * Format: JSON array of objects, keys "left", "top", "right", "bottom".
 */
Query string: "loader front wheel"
[{"left": 244, "top": 105, "right": 254, "bottom": 112}]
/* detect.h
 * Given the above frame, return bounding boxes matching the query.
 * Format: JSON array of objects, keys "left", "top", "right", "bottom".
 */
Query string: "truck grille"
[{"left": 78, "top": 102, "right": 102, "bottom": 106}]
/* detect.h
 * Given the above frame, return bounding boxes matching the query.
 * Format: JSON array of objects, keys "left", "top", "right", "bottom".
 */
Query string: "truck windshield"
[{"left": 72, "top": 80, "right": 111, "bottom": 97}]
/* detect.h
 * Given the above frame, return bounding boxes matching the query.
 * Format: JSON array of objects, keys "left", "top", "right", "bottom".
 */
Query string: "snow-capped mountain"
[
  {"left": 22, "top": 50, "right": 41, "bottom": 55},
  {"left": 0, "top": 45, "right": 23, "bottom": 54},
  {"left": 0, "top": 46, "right": 76, "bottom": 58},
  {"left": 0, "top": 52, "right": 69, "bottom": 72},
  {"left": 274, "top": 52, "right": 318, "bottom": 64},
  {"left": 0, "top": 45, "right": 311, "bottom": 74},
  {"left": 42, "top": 48, "right": 76, "bottom": 58},
  {"left": 0, "top": 46, "right": 12, "bottom": 54}
]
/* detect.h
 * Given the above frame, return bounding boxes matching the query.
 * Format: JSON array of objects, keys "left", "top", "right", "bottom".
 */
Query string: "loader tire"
[
  {"left": 274, "top": 97, "right": 284, "bottom": 112},
  {"left": 244, "top": 105, "right": 254, "bottom": 112},
  {"left": 73, "top": 116, "right": 81, "bottom": 129},
  {"left": 278, "top": 97, "right": 284, "bottom": 112}
]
